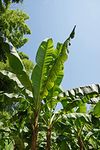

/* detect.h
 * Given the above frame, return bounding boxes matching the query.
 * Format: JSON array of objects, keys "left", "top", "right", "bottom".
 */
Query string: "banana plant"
[
  {"left": 39, "top": 83, "right": 100, "bottom": 150},
  {"left": 0, "top": 26, "right": 75, "bottom": 150},
  {"left": 54, "top": 112, "right": 100, "bottom": 150},
  {"left": 43, "top": 82, "right": 100, "bottom": 150},
  {"left": 1, "top": 27, "right": 100, "bottom": 149},
  {"left": 40, "top": 83, "right": 100, "bottom": 149},
  {"left": 56, "top": 84, "right": 100, "bottom": 150}
]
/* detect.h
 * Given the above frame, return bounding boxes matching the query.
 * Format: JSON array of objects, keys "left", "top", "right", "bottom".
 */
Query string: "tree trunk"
[
  {"left": 45, "top": 127, "right": 52, "bottom": 150},
  {"left": 31, "top": 111, "right": 39, "bottom": 150},
  {"left": 78, "top": 136, "right": 83, "bottom": 150}
]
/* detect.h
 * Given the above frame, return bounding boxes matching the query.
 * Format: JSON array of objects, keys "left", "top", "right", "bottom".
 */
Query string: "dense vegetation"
[{"left": 0, "top": 0, "right": 100, "bottom": 150}]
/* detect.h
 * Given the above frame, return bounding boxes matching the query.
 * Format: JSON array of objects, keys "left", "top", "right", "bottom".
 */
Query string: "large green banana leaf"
[
  {"left": 0, "top": 37, "right": 32, "bottom": 92},
  {"left": 31, "top": 31, "right": 75, "bottom": 109},
  {"left": 59, "top": 84, "right": 100, "bottom": 116},
  {"left": 31, "top": 38, "right": 55, "bottom": 108},
  {"left": 0, "top": 70, "right": 33, "bottom": 103},
  {"left": 31, "top": 38, "right": 68, "bottom": 109},
  {"left": 61, "top": 83, "right": 100, "bottom": 103},
  {"left": 0, "top": 70, "right": 23, "bottom": 90}
]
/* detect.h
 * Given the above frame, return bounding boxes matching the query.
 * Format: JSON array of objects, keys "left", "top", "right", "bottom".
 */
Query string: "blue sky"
[{"left": 15, "top": 0, "right": 100, "bottom": 90}]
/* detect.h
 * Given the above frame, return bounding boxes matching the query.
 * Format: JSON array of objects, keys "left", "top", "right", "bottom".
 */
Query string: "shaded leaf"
[
  {"left": 93, "top": 101, "right": 100, "bottom": 117},
  {"left": 2, "top": 38, "right": 33, "bottom": 92}
]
